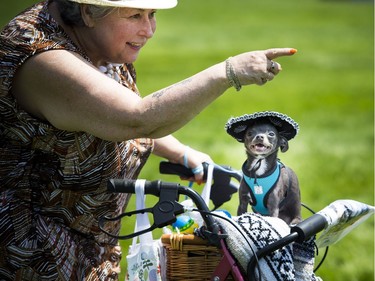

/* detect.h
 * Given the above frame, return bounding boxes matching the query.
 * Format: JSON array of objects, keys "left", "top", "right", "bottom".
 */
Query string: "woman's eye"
[{"left": 130, "top": 13, "right": 141, "bottom": 19}]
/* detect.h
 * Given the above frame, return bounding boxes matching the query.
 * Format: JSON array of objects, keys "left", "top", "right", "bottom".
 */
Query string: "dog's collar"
[
  {"left": 242, "top": 161, "right": 282, "bottom": 215},
  {"left": 242, "top": 158, "right": 279, "bottom": 178}
]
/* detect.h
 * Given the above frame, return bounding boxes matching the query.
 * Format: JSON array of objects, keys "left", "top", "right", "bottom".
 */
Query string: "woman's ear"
[{"left": 80, "top": 5, "right": 95, "bottom": 27}]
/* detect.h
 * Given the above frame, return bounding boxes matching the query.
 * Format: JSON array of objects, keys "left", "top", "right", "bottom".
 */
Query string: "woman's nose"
[{"left": 139, "top": 19, "right": 155, "bottom": 38}]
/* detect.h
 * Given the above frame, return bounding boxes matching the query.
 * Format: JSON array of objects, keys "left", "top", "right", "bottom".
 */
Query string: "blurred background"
[{"left": 2, "top": 0, "right": 374, "bottom": 280}]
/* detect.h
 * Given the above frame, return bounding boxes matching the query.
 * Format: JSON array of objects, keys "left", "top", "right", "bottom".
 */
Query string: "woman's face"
[{"left": 85, "top": 8, "right": 157, "bottom": 65}]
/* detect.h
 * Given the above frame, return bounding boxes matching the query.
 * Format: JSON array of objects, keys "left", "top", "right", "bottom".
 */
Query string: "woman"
[{"left": 0, "top": 0, "right": 296, "bottom": 280}]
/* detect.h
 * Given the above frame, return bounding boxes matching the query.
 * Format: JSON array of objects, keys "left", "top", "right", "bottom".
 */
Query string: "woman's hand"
[
  {"left": 180, "top": 146, "right": 213, "bottom": 184},
  {"left": 153, "top": 136, "right": 213, "bottom": 184},
  {"left": 229, "top": 48, "right": 297, "bottom": 86}
]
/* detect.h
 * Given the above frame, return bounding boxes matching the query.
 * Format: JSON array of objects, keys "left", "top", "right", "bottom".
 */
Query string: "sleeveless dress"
[{"left": 0, "top": 1, "right": 154, "bottom": 280}]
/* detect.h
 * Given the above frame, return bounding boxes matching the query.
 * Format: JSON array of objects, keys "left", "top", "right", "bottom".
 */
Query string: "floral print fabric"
[{"left": 0, "top": 1, "right": 153, "bottom": 280}]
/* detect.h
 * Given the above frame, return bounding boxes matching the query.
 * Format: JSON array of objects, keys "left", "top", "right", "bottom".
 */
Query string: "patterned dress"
[{"left": 0, "top": 1, "right": 154, "bottom": 280}]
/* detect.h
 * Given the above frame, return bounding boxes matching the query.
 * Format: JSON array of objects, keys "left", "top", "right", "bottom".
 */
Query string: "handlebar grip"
[
  {"left": 291, "top": 214, "right": 328, "bottom": 242},
  {"left": 159, "top": 161, "right": 207, "bottom": 180},
  {"left": 108, "top": 179, "right": 136, "bottom": 193},
  {"left": 107, "top": 179, "right": 162, "bottom": 196}
]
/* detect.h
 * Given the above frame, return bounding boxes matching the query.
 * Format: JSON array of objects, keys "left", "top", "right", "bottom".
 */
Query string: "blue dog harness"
[{"left": 242, "top": 161, "right": 282, "bottom": 215}]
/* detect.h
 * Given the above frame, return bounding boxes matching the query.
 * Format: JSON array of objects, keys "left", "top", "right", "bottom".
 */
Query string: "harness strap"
[{"left": 243, "top": 161, "right": 282, "bottom": 215}]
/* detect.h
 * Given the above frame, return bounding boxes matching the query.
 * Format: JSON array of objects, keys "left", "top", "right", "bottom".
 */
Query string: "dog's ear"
[{"left": 279, "top": 136, "right": 289, "bottom": 153}]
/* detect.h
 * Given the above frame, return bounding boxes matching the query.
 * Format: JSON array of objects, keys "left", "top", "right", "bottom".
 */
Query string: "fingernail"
[{"left": 290, "top": 48, "right": 298, "bottom": 54}]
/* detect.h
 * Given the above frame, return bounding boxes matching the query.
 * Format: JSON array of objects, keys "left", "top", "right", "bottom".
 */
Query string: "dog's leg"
[
  {"left": 237, "top": 180, "right": 251, "bottom": 216},
  {"left": 279, "top": 168, "right": 302, "bottom": 225},
  {"left": 266, "top": 190, "right": 280, "bottom": 218}
]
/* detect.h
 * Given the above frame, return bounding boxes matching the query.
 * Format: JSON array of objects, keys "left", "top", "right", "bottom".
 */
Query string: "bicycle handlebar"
[
  {"left": 159, "top": 161, "right": 242, "bottom": 210},
  {"left": 108, "top": 179, "right": 211, "bottom": 214},
  {"left": 246, "top": 212, "right": 327, "bottom": 279},
  {"left": 103, "top": 179, "right": 221, "bottom": 242},
  {"left": 107, "top": 178, "right": 327, "bottom": 240},
  {"left": 159, "top": 161, "right": 242, "bottom": 181}
]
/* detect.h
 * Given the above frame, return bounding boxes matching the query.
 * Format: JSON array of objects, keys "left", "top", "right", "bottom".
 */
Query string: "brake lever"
[{"left": 99, "top": 180, "right": 185, "bottom": 240}]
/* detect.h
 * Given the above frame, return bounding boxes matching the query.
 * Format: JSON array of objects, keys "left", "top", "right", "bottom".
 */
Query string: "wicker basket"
[{"left": 161, "top": 233, "right": 234, "bottom": 281}]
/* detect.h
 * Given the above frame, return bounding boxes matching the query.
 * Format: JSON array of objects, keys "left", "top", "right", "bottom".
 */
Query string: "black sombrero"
[{"left": 225, "top": 111, "right": 299, "bottom": 143}]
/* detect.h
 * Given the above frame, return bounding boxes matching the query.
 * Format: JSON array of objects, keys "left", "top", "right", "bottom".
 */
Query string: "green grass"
[
  {"left": 2, "top": 0, "right": 373, "bottom": 280},
  {"left": 132, "top": 0, "right": 374, "bottom": 280}
]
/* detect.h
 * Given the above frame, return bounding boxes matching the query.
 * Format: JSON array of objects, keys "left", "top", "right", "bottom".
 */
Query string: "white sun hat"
[{"left": 67, "top": 0, "right": 178, "bottom": 9}]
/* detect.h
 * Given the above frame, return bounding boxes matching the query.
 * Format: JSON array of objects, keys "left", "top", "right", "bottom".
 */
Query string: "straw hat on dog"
[
  {"left": 225, "top": 111, "right": 299, "bottom": 143},
  {"left": 67, "top": 0, "right": 177, "bottom": 9}
]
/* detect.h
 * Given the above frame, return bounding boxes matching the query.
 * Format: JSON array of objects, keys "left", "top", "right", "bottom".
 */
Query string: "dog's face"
[{"left": 244, "top": 122, "right": 288, "bottom": 158}]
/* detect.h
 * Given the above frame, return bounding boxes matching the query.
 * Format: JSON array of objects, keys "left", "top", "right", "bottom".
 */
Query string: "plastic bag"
[{"left": 126, "top": 180, "right": 164, "bottom": 281}]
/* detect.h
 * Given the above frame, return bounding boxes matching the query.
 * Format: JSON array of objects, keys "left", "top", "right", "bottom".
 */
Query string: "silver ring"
[{"left": 270, "top": 61, "right": 275, "bottom": 70}]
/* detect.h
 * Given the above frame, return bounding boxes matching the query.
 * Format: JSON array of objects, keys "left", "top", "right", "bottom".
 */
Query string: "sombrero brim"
[
  {"left": 68, "top": 0, "right": 178, "bottom": 9},
  {"left": 225, "top": 111, "right": 299, "bottom": 143}
]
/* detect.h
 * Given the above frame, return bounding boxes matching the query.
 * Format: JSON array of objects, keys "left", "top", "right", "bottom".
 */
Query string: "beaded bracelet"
[
  {"left": 184, "top": 146, "right": 204, "bottom": 175},
  {"left": 191, "top": 164, "right": 204, "bottom": 175},
  {"left": 183, "top": 146, "right": 190, "bottom": 168},
  {"left": 225, "top": 57, "right": 242, "bottom": 91}
]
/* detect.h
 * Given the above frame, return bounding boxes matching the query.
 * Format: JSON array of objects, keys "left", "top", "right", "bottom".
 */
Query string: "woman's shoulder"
[
  {"left": 1, "top": 1, "right": 74, "bottom": 51},
  {"left": 0, "top": 1, "right": 82, "bottom": 97},
  {"left": 2, "top": 2, "right": 50, "bottom": 38}
]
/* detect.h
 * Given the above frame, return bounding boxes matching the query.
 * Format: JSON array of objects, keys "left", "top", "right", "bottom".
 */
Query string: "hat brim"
[
  {"left": 68, "top": 0, "right": 177, "bottom": 9},
  {"left": 225, "top": 111, "right": 299, "bottom": 143}
]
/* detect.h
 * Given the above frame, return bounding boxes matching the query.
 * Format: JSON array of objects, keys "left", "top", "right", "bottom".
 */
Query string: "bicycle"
[{"left": 99, "top": 162, "right": 374, "bottom": 281}]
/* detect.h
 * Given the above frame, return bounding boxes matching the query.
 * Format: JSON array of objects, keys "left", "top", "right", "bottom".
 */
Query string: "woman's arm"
[{"left": 12, "top": 48, "right": 295, "bottom": 142}]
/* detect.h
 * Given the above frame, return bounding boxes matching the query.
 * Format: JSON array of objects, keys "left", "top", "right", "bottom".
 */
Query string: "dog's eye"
[
  {"left": 246, "top": 130, "right": 254, "bottom": 137},
  {"left": 268, "top": 132, "right": 276, "bottom": 137}
]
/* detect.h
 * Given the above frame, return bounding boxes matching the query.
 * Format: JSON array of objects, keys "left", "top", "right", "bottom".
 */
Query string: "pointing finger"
[{"left": 265, "top": 48, "right": 297, "bottom": 60}]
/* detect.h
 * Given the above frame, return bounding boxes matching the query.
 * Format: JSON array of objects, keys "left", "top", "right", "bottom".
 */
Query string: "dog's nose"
[{"left": 256, "top": 135, "right": 264, "bottom": 141}]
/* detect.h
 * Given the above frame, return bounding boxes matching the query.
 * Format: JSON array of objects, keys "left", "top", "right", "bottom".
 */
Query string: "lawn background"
[{"left": 1, "top": 0, "right": 374, "bottom": 280}]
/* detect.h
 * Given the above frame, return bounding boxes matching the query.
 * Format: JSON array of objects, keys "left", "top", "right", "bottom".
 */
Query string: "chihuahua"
[{"left": 237, "top": 121, "right": 302, "bottom": 225}]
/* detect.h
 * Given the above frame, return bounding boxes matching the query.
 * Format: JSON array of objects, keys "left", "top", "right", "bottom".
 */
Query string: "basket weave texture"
[{"left": 161, "top": 234, "right": 234, "bottom": 281}]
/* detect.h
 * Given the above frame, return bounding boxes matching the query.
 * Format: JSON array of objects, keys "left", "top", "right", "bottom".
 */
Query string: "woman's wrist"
[
  {"left": 183, "top": 146, "right": 190, "bottom": 167},
  {"left": 225, "top": 57, "right": 242, "bottom": 91}
]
